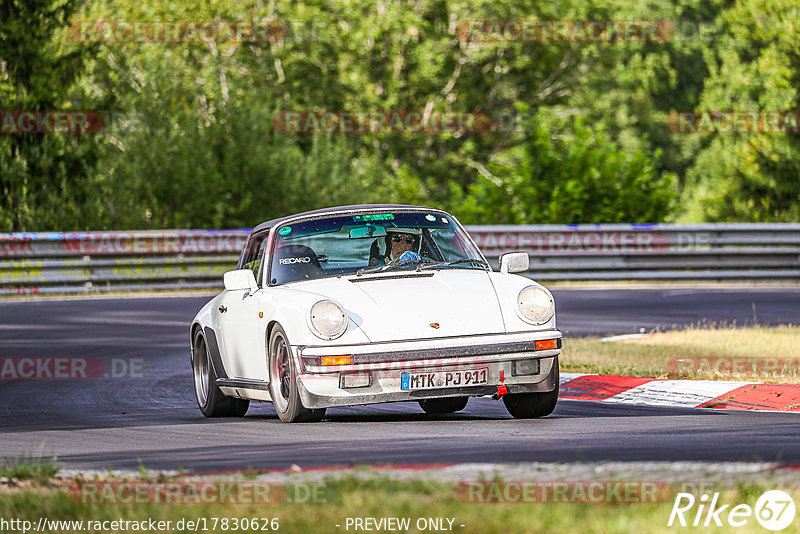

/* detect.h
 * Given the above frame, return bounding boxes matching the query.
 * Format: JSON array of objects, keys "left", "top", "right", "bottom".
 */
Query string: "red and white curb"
[{"left": 560, "top": 373, "right": 800, "bottom": 412}]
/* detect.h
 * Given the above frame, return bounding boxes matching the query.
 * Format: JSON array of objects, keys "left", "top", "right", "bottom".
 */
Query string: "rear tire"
[
  {"left": 193, "top": 329, "right": 249, "bottom": 417},
  {"left": 268, "top": 325, "right": 326, "bottom": 423},
  {"left": 418, "top": 397, "right": 469, "bottom": 414}
]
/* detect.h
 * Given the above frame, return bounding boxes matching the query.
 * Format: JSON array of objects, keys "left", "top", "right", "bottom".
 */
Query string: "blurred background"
[{"left": 1, "top": 0, "right": 797, "bottom": 232}]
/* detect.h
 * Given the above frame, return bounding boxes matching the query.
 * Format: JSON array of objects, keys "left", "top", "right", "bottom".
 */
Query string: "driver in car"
[{"left": 369, "top": 228, "right": 422, "bottom": 266}]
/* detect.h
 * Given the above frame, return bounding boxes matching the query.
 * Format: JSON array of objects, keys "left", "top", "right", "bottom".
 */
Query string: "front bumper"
[{"left": 293, "top": 330, "right": 561, "bottom": 409}]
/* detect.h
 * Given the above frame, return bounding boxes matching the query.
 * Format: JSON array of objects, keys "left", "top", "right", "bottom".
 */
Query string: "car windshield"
[{"left": 268, "top": 211, "right": 487, "bottom": 285}]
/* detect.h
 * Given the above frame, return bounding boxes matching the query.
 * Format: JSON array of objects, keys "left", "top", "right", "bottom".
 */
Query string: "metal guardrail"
[
  {"left": 1, "top": 224, "right": 798, "bottom": 294},
  {"left": 471, "top": 223, "right": 800, "bottom": 281},
  {"left": 0, "top": 231, "right": 247, "bottom": 294}
]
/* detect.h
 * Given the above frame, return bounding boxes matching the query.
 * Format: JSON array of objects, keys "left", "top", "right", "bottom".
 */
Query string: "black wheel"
[
  {"left": 192, "top": 329, "right": 249, "bottom": 417},
  {"left": 418, "top": 397, "right": 469, "bottom": 414},
  {"left": 268, "top": 325, "right": 326, "bottom": 423},
  {"left": 503, "top": 362, "right": 559, "bottom": 420},
  {"left": 503, "top": 387, "right": 558, "bottom": 419}
]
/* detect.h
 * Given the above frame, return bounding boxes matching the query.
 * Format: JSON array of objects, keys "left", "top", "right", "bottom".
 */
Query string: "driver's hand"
[{"left": 393, "top": 251, "right": 421, "bottom": 264}]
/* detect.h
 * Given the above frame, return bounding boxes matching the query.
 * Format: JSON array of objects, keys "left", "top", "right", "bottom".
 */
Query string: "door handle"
[{"left": 218, "top": 305, "right": 227, "bottom": 313}]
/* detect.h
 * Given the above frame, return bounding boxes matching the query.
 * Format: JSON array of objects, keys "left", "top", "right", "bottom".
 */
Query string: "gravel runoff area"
[{"left": 46, "top": 462, "right": 800, "bottom": 489}]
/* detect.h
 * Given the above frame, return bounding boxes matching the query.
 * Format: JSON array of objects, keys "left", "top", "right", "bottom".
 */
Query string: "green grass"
[
  {"left": 0, "top": 477, "right": 794, "bottom": 533},
  {"left": 562, "top": 325, "right": 800, "bottom": 382},
  {"left": 0, "top": 456, "right": 59, "bottom": 484}
]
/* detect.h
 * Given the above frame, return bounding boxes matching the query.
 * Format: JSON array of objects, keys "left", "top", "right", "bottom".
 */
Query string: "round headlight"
[
  {"left": 516, "top": 286, "right": 554, "bottom": 325},
  {"left": 309, "top": 300, "right": 348, "bottom": 339}
]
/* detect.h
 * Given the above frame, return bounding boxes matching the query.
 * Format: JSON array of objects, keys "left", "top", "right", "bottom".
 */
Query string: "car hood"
[{"left": 288, "top": 270, "right": 506, "bottom": 342}]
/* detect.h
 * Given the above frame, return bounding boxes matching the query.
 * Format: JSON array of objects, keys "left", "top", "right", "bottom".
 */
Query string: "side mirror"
[
  {"left": 499, "top": 252, "right": 529, "bottom": 274},
  {"left": 223, "top": 269, "right": 258, "bottom": 291}
]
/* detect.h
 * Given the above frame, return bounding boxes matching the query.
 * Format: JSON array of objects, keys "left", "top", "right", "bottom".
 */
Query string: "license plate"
[{"left": 400, "top": 367, "right": 489, "bottom": 390}]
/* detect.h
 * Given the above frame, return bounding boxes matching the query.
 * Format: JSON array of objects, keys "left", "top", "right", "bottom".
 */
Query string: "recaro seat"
[
  {"left": 368, "top": 236, "right": 390, "bottom": 266},
  {"left": 270, "top": 244, "right": 323, "bottom": 284}
]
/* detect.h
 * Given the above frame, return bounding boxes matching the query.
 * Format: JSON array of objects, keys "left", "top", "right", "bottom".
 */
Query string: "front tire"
[
  {"left": 193, "top": 329, "right": 249, "bottom": 417},
  {"left": 418, "top": 397, "right": 469, "bottom": 414},
  {"left": 268, "top": 325, "right": 326, "bottom": 423},
  {"left": 503, "top": 388, "right": 558, "bottom": 419},
  {"left": 503, "top": 361, "right": 559, "bottom": 419}
]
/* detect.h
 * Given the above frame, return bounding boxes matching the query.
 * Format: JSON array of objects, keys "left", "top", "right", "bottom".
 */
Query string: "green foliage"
[
  {"left": 679, "top": 0, "right": 800, "bottom": 222},
  {"left": 0, "top": 0, "right": 795, "bottom": 230},
  {"left": 0, "top": 0, "right": 102, "bottom": 231},
  {"left": 100, "top": 102, "right": 386, "bottom": 228},
  {"left": 0, "top": 455, "right": 59, "bottom": 484},
  {"left": 456, "top": 108, "right": 676, "bottom": 223}
]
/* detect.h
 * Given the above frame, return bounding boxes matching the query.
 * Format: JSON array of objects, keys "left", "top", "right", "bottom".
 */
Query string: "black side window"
[
  {"left": 240, "top": 231, "right": 269, "bottom": 278},
  {"left": 254, "top": 238, "right": 270, "bottom": 286}
]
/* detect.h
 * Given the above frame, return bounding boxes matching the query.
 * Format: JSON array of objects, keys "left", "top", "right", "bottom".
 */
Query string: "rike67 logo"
[{"left": 668, "top": 490, "right": 796, "bottom": 531}]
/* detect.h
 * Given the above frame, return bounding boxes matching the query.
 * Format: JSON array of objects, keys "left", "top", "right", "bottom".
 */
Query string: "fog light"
[
  {"left": 534, "top": 338, "right": 559, "bottom": 351},
  {"left": 340, "top": 372, "right": 371, "bottom": 389},
  {"left": 512, "top": 359, "right": 540, "bottom": 376}
]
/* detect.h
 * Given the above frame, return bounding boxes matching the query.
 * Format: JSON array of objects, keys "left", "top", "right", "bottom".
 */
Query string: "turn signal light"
[
  {"left": 534, "top": 338, "right": 558, "bottom": 351},
  {"left": 320, "top": 355, "right": 352, "bottom": 366}
]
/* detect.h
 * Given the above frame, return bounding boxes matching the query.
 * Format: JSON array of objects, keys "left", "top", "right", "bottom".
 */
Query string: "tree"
[
  {"left": 0, "top": 0, "right": 102, "bottom": 231},
  {"left": 679, "top": 0, "right": 800, "bottom": 221},
  {"left": 455, "top": 107, "right": 675, "bottom": 223}
]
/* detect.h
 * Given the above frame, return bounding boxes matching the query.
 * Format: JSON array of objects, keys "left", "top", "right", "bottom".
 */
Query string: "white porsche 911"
[{"left": 190, "top": 204, "right": 562, "bottom": 422}]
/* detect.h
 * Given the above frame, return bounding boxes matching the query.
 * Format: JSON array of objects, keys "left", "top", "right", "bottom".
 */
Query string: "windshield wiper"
[
  {"left": 417, "top": 258, "right": 489, "bottom": 271},
  {"left": 355, "top": 258, "right": 488, "bottom": 276},
  {"left": 355, "top": 260, "right": 436, "bottom": 276}
]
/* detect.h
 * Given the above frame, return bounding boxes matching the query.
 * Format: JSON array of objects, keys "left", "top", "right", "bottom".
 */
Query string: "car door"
[{"left": 217, "top": 231, "right": 270, "bottom": 380}]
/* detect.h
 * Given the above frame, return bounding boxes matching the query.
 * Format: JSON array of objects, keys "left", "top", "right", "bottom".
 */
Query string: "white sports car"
[{"left": 190, "top": 204, "right": 562, "bottom": 422}]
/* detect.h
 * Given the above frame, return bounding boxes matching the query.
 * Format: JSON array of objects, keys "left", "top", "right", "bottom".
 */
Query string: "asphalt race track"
[{"left": 1, "top": 287, "right": 799, "bottom": 472}]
